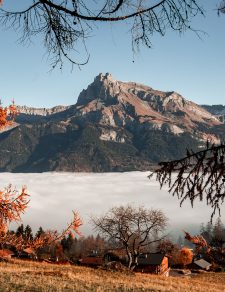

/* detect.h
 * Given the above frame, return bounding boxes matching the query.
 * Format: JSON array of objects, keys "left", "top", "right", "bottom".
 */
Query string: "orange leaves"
[
  {"left": 69, "top": 210, "right": 83, "bottom": 236},
  {"left": 0, "top": 208, "right": 83, "bottom": 259},
  {"left": 178, "top": 247, "right": 193, "bottom": 267},
  {"left": 0, "top": 106, "right": 8, "bottom": 129},
  {"left": 53, "top": 210, "right": 83, "bottom": 242},
  {"left": 184, "top": 231, "right": 210, "bottom": 253},
  {"left": 0, "top": 100, "right": 18, "bottom": 130},
  {"left": 0, "top": 249, "right": 13, "bottom": 259},
  {"left": 0, "top": 185, "right": 29, "bottom": 235},
  {"left": 0, "top": 180, "right": 82, "bottom": 258},
  {"left": 0, "top": 223, "right": 7, "bottom": 234},
  {"left": 16, "top": 211, "right": 83, "bottom": 255}
]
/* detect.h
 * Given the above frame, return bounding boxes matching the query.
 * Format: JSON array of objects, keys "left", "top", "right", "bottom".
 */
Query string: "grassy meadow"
[{"left": 0, "top": 259, "right": 224, "bottom": 291}]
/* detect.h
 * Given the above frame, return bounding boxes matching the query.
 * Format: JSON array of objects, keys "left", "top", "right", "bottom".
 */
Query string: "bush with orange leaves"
[
  {"left": 178, "top": 247, "right": 193, "bottom": 267},
  {"left": 0, "top": 100, "right": 17, "bottom": 129}
]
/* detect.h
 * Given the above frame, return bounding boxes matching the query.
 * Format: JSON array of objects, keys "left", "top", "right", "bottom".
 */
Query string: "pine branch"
[{"left": 150, "top": 143, "right": 225, "bottom": 219}]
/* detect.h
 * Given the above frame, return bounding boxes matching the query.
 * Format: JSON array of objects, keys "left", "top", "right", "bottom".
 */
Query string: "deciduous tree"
[
  {"left": 0, "top": 185, "right": 29, "bottom": 237},
  {"left": 92, "top": 205, "right": 167, "bottom": 270},
  {"left": 0, "top": 183, "right": 82, "bottom": 260}
]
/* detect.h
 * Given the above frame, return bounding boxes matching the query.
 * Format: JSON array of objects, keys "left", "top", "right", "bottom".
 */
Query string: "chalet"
[
  {"left": 135, "top": 253, "right": 169, "bottom": 276},
  {"left": 79, "top": 256, "right": 103, "bottom": 268},
  {"left": 192, "top": 259, "right": 212, "bottom": 271}
]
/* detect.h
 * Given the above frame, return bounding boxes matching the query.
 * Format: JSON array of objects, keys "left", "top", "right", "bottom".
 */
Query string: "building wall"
[{"left": 135, "top": 256, "right": 169, "bottom": 275}]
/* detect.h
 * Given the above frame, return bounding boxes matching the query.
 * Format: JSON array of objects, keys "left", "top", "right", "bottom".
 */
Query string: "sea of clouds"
[{"left": 0, "top": 172, "right": 224, "bottom": 238}]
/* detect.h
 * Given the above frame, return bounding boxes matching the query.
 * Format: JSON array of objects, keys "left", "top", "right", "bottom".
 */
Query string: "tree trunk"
[
  {"left": 126, "top": 247, "right": 133, "bottom": 269},
  {"left": 130, "top": 251, "right": 139, "bottom": 271}
]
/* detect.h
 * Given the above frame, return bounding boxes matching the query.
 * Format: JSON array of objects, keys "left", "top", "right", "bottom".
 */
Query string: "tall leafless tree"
[
  {"left": 0, "top": 1, "right": 204, "bottom": 69},
  {"left": 92, "top": 205, "right": 167, "bottom": 270}
]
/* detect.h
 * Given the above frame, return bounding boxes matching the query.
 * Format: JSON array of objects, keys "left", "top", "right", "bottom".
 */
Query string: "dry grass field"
[{"left": 0, "top": 259, "right": 224, "bottom": 292}]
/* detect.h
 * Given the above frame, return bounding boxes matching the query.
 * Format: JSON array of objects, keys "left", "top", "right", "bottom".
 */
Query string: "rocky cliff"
[{"left": 0, "top": 73, "right": 224, "bottom": 172}]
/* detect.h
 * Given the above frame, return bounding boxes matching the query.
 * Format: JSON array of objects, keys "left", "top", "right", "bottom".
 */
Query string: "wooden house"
[
  {"left": 192, "top": 259, "right": 212, "bottom": 271},
  {"left": 135, "top": 253, "right": 169, "bottom": 275},
  {"left": 79, "top": 256, "right": 103, "bottom": 268}
]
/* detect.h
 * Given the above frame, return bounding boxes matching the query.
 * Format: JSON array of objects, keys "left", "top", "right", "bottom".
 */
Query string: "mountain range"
[{"left": 1, "top": 73, "right": 224, "bottom": 172}]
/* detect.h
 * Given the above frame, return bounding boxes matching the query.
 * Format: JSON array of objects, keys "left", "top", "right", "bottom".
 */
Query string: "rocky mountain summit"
[
  {"left": 75, "top": 73, "right": 221, "bottom": 143},
  {"left": 0, "top": 73, "right": 224, "bottom": 172}
]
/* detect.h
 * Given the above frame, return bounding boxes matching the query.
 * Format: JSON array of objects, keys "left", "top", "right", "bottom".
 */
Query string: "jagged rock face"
[
  {"left": 75, "top": 73, "right": 221, "bottom": 143},
  {"left": 17, "top": 105, "right": 70, "bottom": 116},
  {"left": 18, "top": 73, "right": 221, "bottom": 140},
  {"left": 0, "top": 73, "right": 224, "bottom": 172}
]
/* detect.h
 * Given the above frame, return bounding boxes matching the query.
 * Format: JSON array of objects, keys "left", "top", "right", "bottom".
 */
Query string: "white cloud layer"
[{"left": 0, "top": 172, "right": 224, "bottom": 237}]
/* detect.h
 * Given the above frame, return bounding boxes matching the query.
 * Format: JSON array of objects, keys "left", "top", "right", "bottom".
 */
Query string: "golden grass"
[{"left": 0, "top": 259, "right": 224, "bottom": 292}]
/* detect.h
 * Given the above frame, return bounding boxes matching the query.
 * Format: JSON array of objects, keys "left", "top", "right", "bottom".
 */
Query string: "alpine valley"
[{"left": 1, "top": 73, "right": 224, "bottom": 172}]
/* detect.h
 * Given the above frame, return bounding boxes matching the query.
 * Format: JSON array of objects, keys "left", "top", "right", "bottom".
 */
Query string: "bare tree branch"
[
  {"left": 92, "top": 205, "right": 167, "bottom": 269},
  {"left": 0, "top": 1, "right": 204, "bottom": 69},
  {"left": 218, "top": 0, "right": 225, "bottom": 14},
  {"left": 150, "top": 142, "right": 225, "bottom": 220}
]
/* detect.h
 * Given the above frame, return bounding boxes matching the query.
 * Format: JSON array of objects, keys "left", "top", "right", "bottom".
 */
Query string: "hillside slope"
[{"left": 0, "top": 259, "right": 224, "bottom": 292}]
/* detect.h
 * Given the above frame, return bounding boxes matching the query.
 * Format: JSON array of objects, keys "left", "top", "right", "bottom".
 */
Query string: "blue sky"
[{"left": 0, "top": 1, "right": 225, "bottom": 108}]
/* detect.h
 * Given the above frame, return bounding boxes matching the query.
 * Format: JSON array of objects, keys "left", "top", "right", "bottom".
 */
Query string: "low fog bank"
[{"left": 0, "top": 172, "right": 224, "bottom": 238}]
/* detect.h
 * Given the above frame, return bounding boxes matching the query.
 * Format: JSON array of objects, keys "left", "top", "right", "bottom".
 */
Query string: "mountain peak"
[
  {"left": 1, "top": 75, "right": 224, "bottom": 173},
  {"left": 77, "top": 73, "right": 120, "bottom": 106},
  {"left": 76, "top": 73, "right": 221, "bottom": 137},
  {"left": 95, "top": 72, "right": 114, "bottom": 82}
]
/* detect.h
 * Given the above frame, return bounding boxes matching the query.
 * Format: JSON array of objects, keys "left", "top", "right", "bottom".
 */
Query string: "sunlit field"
[{"left": 0, "top": 259, "right": 224, "bottom": 292}]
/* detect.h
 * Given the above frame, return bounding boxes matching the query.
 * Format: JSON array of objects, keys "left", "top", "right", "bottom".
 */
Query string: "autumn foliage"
[
  {"left": 0, "top": 101, "right": 82, "bottom": 260},
  {"left": 0, "top": 205, "right": 82, "bottom": 259},
  {"left": 0, "top": 100, "right": 17, "bottom": 129},
  {"left": 0, "top": 184, "right": 82, "bottom": 259},
  {"left": 0, "top": 185, "right": 29, "bottom": 235},
  {"left": 184, "top": 231, "right": 211, "bottom": 254},
  {"left": 178, "top": 247, "right": 193, "bottom": 267}
]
